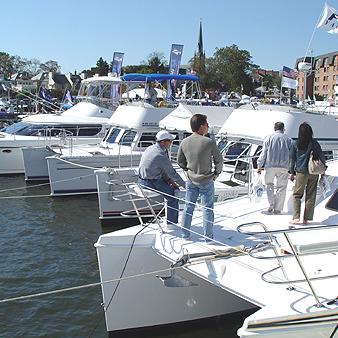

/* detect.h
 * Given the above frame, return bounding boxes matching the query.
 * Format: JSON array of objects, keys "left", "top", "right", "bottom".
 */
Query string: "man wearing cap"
[
  {"left": 177, "top": 114, "right": 223, "bottom": 241},
  {"left": 138, "top": 130, "right": 185, "bottom": 227},
  {"left": 257, "top": 121, "right": 292, "bottom": 214}
]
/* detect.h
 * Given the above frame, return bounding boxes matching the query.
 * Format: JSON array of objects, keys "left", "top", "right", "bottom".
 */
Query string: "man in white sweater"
[{"left": 177, "top": 114, "right": 223, "bottom": 241}]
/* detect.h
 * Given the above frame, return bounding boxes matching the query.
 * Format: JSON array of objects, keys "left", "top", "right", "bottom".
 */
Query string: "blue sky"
[{"left": 1, "top": 0, "right": 336, "bottom": 73}]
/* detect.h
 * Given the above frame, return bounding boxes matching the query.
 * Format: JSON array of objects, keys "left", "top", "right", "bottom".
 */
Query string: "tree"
[
  {"left": 95, "top": 57, "right": 109, "bottom": 76},
  {"left": 205, "top": 44, "right": 257, "bottom": 93},
  {"left": 262, "top": 73, "right": 281, "bottom": 90},
  {"left": 25, "top": 58, "right": 42, "bottom": 76},
  {"left": 40, "top": 60, "right": 61, "bottom": 73},
  {"left": 142, "top": 52, "right": 167, "bottom": 73},
  {"left": 122, "top": 64, "right": 145, "bottom": 74},
  {"left": 0, "top": 52, "right": 14, "bottom": 78}
]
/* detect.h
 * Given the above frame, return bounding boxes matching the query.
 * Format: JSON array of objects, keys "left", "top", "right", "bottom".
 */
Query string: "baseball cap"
[{"left": 156, "top": 130, "right": 176, "bottom": 141}]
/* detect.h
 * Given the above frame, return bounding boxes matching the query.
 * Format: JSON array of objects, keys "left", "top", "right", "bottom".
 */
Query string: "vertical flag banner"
[
  {"left": 317, "top": 3, "right": 338, "bottom": 34},
  {"left": 64, "top": 89, "right": 73, "bottom": 105},
  {"left": 281, "top": 66, "right": 298, "bottom": 89},
  {"left": 111, "top": 52, "right": 124, "bottom": 77},
  {"left": 39, "top": 88, "right": 52, "bottom": 102},
  {"left": 168, "top": 44, "right": 184, "bottom": 75}
]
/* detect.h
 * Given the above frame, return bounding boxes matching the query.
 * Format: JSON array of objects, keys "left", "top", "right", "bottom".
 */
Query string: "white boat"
[
  {"left": 217, "top": 104, "right": 338, "bottom": 189},
  {"left": 95, "top": 103, "right": 235, "bottom": 224},
  {"left": 45, "top": 74, "right": 207, "bottom": 196},
  {"left": 95, "top": 158, "right": 338, "bottom": 337},
  {"left": 1, "top": 75, "right": 122, "bottom": 175},
  {"left": 95, "top": 103, "right": 338, "bottom": 226},
  {"left": 46, "top": 103, "right": 176, "bottom": 196}
]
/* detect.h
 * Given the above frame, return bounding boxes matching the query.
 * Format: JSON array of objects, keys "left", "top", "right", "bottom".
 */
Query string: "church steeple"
[
  {"left": 197, "top": 20, "right": 204, "bottom": 59},
  {"left": 195, "top": 20, "right": 205, "bottom": 74}
]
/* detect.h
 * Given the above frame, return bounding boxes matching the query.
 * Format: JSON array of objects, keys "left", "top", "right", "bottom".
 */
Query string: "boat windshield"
[
  {"left": 104, "top": 128, "right": 121, "bottom": 143},
  {"left": 223, "top": 142, "right": 251, "bottom": 160},
  {"left": 119, "top": 130, "right": 137, "bottom": 146},
  {"left": 1, "top": 121, "right": 102, "bottom": 137},
  {"left": 1, "top": 122, "right": 48, "bottom": 136}
]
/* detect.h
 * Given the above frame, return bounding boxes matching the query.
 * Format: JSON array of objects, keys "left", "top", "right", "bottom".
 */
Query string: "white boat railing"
[
  {"left": 237, "top": 221, "right": 338, "bottom": 307},
  {"left": 104, "top": 174, "right": 166, "bottom": 226}
]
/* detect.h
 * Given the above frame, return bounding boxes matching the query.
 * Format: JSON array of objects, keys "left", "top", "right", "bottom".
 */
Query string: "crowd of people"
[{"left": 138, "top": 114, "right": 327, "bottom": 242}]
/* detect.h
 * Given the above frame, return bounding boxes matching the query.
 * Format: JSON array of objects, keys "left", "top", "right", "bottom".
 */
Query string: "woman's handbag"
[{"left": 308, "top": 152, "right": 325, "bottom": 175}]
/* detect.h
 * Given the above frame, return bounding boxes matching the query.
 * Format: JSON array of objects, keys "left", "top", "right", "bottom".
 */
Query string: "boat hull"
[{"left": 95, "top": 228, "right": 256, "bottom": 334}]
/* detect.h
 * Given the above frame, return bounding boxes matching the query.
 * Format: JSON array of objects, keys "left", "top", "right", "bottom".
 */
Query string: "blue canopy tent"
[
  {"left": 121, "top": 73, "right": 198, "bottom": 82},
  {"left": 121, "top": 73, "right": 200, "bottom": 102}
]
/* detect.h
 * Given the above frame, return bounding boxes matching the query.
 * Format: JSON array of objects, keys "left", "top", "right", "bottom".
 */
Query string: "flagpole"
[
  {"left": 303, "top": 3, "right": 326, "bottom": 61},
  {"left": 280, "top": 67, "right": 283, "bottom": 103}
]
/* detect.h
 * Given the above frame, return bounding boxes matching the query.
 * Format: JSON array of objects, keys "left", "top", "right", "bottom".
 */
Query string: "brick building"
[{"left": 295, "top": 51, "right": 338, "bottom": 100}]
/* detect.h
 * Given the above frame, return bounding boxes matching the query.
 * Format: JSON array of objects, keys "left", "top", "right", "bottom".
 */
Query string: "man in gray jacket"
[
  {"left": 177, "top": 114, "right": 223, "bottom": 241},
  {"left": 257, "top": 121, "right": 292, "bottom": 214},
  {"left": 139, "top": 130, "right": 185, "bottom": 227}
]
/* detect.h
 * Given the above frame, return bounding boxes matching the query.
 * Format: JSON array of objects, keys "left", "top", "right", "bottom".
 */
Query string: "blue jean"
[
  {"left": 181, "top": 180, "right": 215, "bottom": 239},
  {"left": 138, "top": 178, "right": 178, "bottom": 224}
]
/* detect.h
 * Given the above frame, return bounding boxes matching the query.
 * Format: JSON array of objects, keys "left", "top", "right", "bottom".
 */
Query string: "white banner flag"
[
  {"left": 317, "top": 3, "right": 338, "bottom": 33},
  {"left": 281, "top": 76, "right": 298, "bottom": 89}
]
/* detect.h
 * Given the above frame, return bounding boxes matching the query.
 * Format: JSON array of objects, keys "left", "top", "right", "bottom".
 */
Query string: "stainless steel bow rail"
[
  {"left": 237, "top": 221, "right": 338, "bottom": 307},
  {"left": 105, "top": 175, "right": 166, "bottom": 231}
]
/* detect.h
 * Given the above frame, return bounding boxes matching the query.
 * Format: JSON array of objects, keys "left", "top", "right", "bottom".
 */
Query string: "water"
[{"left": 0, "top": 176, "right": 253, "bottom": 338}]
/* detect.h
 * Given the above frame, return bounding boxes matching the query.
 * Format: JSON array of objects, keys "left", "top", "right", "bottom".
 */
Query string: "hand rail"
[{"left": 237, "top": 221, "right": 338, "bottom": 307}]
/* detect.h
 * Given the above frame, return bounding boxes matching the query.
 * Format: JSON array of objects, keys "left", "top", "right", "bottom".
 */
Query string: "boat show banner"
[
  {"left": 111, "top": 52, "right": 124, "bottom": 77},
  {"left": 168, "top": 44, "right": 184, "bottom": 75},
  {"left": 281, "top": 66, "right": 298, "bottom": 90}
]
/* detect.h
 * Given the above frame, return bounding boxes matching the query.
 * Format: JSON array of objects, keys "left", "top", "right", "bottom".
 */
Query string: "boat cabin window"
[
  {"left": 217, "top": 138, "right": 227, "bottom": 152},
  {"left": 48, "top": 127, "right": 77, "bottom": 137},
  {"left": 77, "top": 125, "right": 102, "bottom": 136},
  {"left": 233, "top": 160, "right": 249, "bottom": 184},
  {"left": 119, "top": 130, "right": 137, "bottom": 146},
  {"left": 222, "top": 142, "right": 251, "bottom": 165},
  {"left": 252, "top": 146, "right": 262, "bottom": 169},
  {"left": 137, "top": 132, "right": 157, "bottom": 148},
  {"left": 1, "top": 121, "right": 36, "bottom": 135},
  {"left": 104, "top": 128, "right": 121, "bottom": 143}
]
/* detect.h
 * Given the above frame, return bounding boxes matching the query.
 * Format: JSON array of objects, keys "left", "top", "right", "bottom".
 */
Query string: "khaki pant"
[
  {"left": 264, "top": 167, "right": 289, "bottom": 212},
  {"left": 292, "top": 172, "right": 319, "bottom": 221}
]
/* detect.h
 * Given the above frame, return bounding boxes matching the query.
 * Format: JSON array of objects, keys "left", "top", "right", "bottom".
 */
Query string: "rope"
[
  {"left": 303, "top": 5, "right": 325, "bottom": 61},
  {"left": 54, "top": 156, "right": 102, "bottom": 170}
]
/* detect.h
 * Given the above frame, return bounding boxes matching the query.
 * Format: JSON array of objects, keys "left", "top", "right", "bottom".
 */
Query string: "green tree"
[
  {"left": 95, "top": 57, "right": 109, "bottom": 76},
  {"left": 142, "top": 51, "right": 167, "bottom": 73},
  {"left": 0, "top": 52, "right": 14, "bottom": 78},
  {"left": 206, "top": 44, "right": 257, "bottom": 93},
  {"left": 189, "top": 54, "right": 208, "bottom": 88},
  {"left": 262, "top": 73, "right": 281, "bottom": 90},
  {"left": 122, "top": 64, "right": 145, "bottom": 74}
]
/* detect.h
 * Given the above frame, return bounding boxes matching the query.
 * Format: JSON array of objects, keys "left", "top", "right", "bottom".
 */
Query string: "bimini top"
[{"left": 121, "top": 73, "right": 198, "bottom": 82}]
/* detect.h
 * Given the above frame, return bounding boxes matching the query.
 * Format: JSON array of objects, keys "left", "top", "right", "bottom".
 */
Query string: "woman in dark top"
[{"left": 289, "top": 122, "right": 326, "bottom": 224}]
